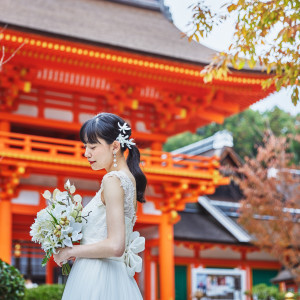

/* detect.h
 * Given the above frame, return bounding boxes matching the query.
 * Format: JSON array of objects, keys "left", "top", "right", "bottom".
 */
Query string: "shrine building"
[{"left": 0, "top": 0, "right": 276, "bottom": 299}]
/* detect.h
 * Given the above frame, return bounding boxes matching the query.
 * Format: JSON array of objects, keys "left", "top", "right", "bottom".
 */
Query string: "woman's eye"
[{"left": 91, "top": 147, "right": 96, "bottom": 150}]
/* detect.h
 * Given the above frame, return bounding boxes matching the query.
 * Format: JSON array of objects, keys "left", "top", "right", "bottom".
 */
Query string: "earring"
[{"left": 113, "top": 152, "right": 117, "bottom": 168}]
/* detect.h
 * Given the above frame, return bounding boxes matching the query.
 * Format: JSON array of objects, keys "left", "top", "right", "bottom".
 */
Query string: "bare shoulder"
[
  {"left": 102, "top": 175, "right": 124, "bottom": 192},
  {"left": 101, "top": 176, "right": 125, "bottom": 208}
]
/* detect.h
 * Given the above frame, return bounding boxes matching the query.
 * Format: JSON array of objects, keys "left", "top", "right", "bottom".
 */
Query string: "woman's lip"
[{"left": 89, "top": 161, "right": 96, "bottom": 164}]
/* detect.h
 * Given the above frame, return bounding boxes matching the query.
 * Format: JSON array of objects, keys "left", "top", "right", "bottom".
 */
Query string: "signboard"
[{"left": 191, "top": 268, "right": 246, "bottom": 300}]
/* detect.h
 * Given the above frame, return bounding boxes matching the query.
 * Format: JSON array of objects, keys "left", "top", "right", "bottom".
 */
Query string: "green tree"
[
  {"left": 245, "top": 284, "right": 285, "bottom": 300},
  {"left": 188, "top": 0, "right": 300, "bottom": 104},
  {"left": 163, "top": 131, "right": 203, "bottom": 152},
  {"left": 0, "top": 259, "right": 25, "bottom": 300},
  {"left": 164, "top": 108, "right": 300, "bottom": 163}
]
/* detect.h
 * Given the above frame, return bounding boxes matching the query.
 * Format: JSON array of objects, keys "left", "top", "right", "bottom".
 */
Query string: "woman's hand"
[{"left": 53, "top": 247, "right": 74, "bottom": 267}]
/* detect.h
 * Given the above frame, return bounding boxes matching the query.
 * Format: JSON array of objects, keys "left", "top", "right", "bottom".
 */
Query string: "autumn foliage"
[
  {"left": 237, "top": 133, "right": 300, "bottom": 280},
  {"left": 189, "top": 0, "right": 300, "bottom": 104}
]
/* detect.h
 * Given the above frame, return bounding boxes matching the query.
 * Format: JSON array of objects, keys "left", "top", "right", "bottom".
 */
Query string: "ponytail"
[
  {"left": 126, "top": 145, "right": 147, "bottom": 203},
  {"left": 80, "top": 112, "right": 147, "bottom": 202}
]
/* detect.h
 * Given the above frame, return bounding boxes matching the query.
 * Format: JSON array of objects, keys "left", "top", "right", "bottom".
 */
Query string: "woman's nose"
[{"left": 84, "top": 148, "right": 91, "bottom": 158}]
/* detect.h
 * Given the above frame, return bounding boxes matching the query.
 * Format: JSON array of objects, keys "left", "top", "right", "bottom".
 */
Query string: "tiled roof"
[
  {"left": 172, "top": 130, "right": 233, "bottom": 156},
  {"left": 0, "top": 0, "right": 217, "bottom": 64},
  {"left": 174, "top": 197, "right": 252, "bottom": 244},
  {"left": 174, "top": 211, "right": 239, "bottom": 244}
]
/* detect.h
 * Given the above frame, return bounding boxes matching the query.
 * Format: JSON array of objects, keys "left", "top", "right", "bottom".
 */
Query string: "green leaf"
[
  {"left": 42, "top": 249, "right": 53, "bottom": 267},
  {"left": 291, "top": 87, "right": 299, "bottom": 105},
  {"left": 275, "top": 78, "right": 283, "bottom": 91},
  {"left": 203, "top": 72, "right": 213, "bottom": 83},
  {"left": 248, "top": 57, "right": 256, "bottom": 69},
  {"left": 237, "top": 59, "right": 246, "bottom": 70}
]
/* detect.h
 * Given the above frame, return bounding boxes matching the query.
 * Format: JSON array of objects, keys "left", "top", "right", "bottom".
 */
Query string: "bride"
[{"left": 53, "top": 112, "right": 147, "bottom": 299}]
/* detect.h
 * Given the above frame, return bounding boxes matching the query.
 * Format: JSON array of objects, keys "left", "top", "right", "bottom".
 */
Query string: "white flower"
[
  {"left": 64, "top": 204, "right": 76, "bottom": 217},
  {"left": 64, "top": 179, "right": 71, "bottom": 190},
  {"left": 69, "top": 185, "right": 76, "bottom": 194},
  {"left": 73, "top": 194, "right": 82, "bottom": 203},
  {"left": 61, "top": 220, "right": 83, "bottom": 247},
  {"left": 52, "top": 188, "right": 61, "bottom": 202},
  {"left": 36, "top": 208, "right": 49, "bottom": 220},
  {"left": 55, "top": 191, "right": 69, "bottom": 204},
  {"left": 116, "top": 133, "right": 136, "bottom": 149},
  {"left": 30, "top": 208, "right": 54, "bottom": 243},
  {"left": 116, "top": 122, "right": 136, "bottom": 149},
  {"left": 51, "top": 204, "right": 66, "bottom": 219},
  {"left": 37, "top": 208, "right": 52, "bottom": 226},
  {"left": 30, "top": 221, "right": 45, "bottom": 243},
  {"left": 42, "top": 190, "right": 51, "bottom": 200},
  {"left": 30, "top": 180, "right": 87, "bottom": 272},
  {"left": 42, "top": 235, "right": 60, "bottom": 253},
  {"left": 118, "top": 122, "right": 131, "bottom": 134}
]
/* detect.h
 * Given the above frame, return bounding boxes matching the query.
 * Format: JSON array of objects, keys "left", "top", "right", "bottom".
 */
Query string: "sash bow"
[{"left": 124, "top": 231, "right": 145, "bottom": 277}]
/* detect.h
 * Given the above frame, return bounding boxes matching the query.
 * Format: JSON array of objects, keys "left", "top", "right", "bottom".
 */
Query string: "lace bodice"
[
  {"left": 80, "top": 170, "right": 144, "bottom": 277},
  {"left": 81, "top": 170, "right": 136, "bottom": 245}
]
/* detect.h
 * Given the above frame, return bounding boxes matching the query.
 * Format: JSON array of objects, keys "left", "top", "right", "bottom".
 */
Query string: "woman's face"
[{"left": 84, "top": 137, "right": 113, "bottom": 171}]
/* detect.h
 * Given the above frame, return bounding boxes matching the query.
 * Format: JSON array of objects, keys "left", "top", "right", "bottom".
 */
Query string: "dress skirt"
[{"left": 62, "top": 257, "right": 143, "bottom": 300}]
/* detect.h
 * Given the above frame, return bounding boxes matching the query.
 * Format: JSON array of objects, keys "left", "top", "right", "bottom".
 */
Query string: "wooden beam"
[
  {"left": 196, "top": 109, "right": 225, "bottom": 124},
  {"left": 136, "top": 214, "right": 161, "bottom": 225},
  {"left": 150, "top": 256, "right": 281, "bottom": 270},
  {"left": 0, "top": 112, "right": 168, "bottom": 143}
]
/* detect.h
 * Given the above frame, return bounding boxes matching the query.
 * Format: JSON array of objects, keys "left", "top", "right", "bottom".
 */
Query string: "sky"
[{"left": 164, "top": 0, "right": 300, "bottom": 116}]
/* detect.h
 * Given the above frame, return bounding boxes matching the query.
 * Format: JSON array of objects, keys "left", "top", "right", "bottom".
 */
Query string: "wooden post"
[
  {"left": 159, "top": 212, "right": 175, "bottom": 300},
  {"left": 0, "top": 199, "right": 12, "bottom": 264},
  {"left": 46, "top": 258, "right": 54, "bottom": 284},
  {"left": 279, "top": 282, "right": 286, "bottom": 292}
]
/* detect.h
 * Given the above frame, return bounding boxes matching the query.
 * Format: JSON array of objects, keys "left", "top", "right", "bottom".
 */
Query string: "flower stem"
[{"left": 62, "top": 262, "right": 71, "bottom": 276}]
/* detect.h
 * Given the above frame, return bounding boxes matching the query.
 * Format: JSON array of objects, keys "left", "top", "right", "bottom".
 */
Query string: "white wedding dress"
[{"left": 62, "top": 170, "right": 144, "bottom": 300}]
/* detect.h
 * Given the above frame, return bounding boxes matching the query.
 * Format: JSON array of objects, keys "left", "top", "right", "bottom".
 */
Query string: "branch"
[{"left": 0, "top": 25, "right": 25, "bottom": 71}]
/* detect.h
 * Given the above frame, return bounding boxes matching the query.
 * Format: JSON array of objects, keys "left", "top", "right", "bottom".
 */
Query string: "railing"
[{"left": 0, "top": 131, "right": 221, "bottom": 179}]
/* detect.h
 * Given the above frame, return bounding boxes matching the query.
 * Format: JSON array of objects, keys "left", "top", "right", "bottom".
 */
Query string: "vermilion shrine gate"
[{"left": 0, "top": 1, "right": 275, "bottom": 299}]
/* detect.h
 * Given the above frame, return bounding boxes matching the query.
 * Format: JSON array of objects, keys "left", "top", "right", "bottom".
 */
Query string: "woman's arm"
[{"left": 53, "top": 176, "right": 125, "bottom": 265}]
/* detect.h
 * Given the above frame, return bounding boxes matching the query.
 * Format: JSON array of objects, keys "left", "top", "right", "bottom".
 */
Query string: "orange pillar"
[
  {"left": 0, "top": 120, "right": 12, "bottom": 264},
  {"left": 46, "top": 258, "right": 54, "bottom": 284},
  {"left": 240, "top": 251, "right": 252, "bottom": 300},
  {"left": 159, "top": 212, "right": 175, "bottom": 300},
  {"left": 279, "top": 282, "right": 286, "bottom": 292},
  {"left": 144, "top": 246, "right": 152, "bottom": 300},
  {"left": 0, "top": 199, "right": 12, "bottom": 264}
]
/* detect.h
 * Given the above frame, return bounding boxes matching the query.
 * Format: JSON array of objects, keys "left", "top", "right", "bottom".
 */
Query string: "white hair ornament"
[{"left": 116, "top": 122, "right": 136, "bottom": 149}]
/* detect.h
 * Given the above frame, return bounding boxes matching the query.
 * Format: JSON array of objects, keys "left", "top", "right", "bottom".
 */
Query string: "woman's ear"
[{"left": 112, "top": 141, "right": 121, "bottom": 153}]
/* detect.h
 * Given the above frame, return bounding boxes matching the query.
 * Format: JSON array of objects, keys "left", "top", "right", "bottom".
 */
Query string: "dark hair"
[{"left": 80, "top": 112, "right": 147, "bottom": 203}]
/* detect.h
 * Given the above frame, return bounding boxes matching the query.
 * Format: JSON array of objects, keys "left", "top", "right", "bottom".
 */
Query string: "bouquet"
[{"left": 30, "top": 180, "right": 90, "bottom": 275}]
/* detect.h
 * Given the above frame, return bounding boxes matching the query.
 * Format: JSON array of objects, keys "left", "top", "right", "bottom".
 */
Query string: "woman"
[{"left": 53, "top": 112, "right": 147, "bottom": 299}]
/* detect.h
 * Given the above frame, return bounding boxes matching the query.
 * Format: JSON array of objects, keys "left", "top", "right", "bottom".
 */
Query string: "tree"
[
  {"left": 237, "top": 132, "right": 300, "bottom": 280},
  {"left": 188, "top": 0, "right": 300, "bottom": 105},
  {"left": 164, "top": 107, "right": 300, "bottom": 164}
]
